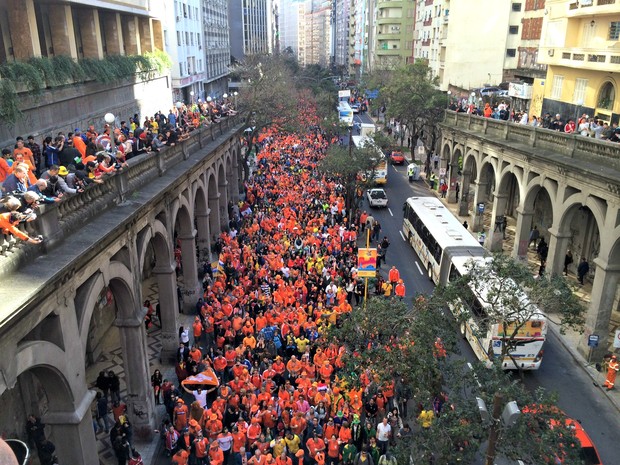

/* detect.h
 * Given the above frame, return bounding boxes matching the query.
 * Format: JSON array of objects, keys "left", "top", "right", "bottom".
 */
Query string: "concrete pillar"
[
  {"left": 447, "top": 163, "right": 459, "bottom": 204},
  {"left": 152, "top": 264, "right": 180, "bottom": 361},
  {"left": 196, "top": 211, "right": 212, "bottom": 263},
  {"left": 139, "top": 17, "right": 153, "bottom": 53},
  {"left": 470, "top": 181, "right": 488, "bottom": 233},
  {"left": 44, "top": 391, "right": 98, "bottom": 465},
  {"left": 209, "top": 193, "right": 221, "bottom": 239},
  {"left": 219, "top": 181, "right": 229, "bottom": 231},
  {"left": 484, "top": 194, "right": 508, "bottom": 252},
  {"left": 116, "top": 319, "right": 156, "bottom": 438},
  {"left": 122, "top": 16, "right": 141, "bottom": 55},
  {"left": 76, "top": 9, "right": 104, "bottom": 58},
  {"left": 48, "top": 5, "right": 78, "bottom": 58},
  {"left": 458, "top": 170, "right": 472, "bottom": 217},
  {"left": 151, "top": 19, "right": 164, "bottom": 50},
  {"left": 578, "top": 259, "right": 620, "bottom": 361},
  {"left": 179, "top": 231, "right": 200, "bottom": 311},
  {"left": 546, "top": 227, "right": 571, "bottom": 277},
  {"left": 8, "top": 0, "right": 41, "bottom": 59},
  {"left": 511, "top": 207, "right": 534, "bottom": 261},
  {"left": 102, "top": 12, "right": 123, "bottom": 55}
]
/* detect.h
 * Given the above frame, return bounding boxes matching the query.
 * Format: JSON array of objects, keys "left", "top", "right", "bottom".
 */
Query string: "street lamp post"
[
  {"left": 190, "top": 91, "right": 195, "bottom": 104},
  {"left": 233, "top": 91, "right": 238, "bottom": 108},
  {"left": 104, "top": 112, "right": 115, "bottom": 127},
  {"left": 477, "top": 393, "right": 521, "bottom": 465},
  {"left": 470, "top": 91, "right": 476, "bottom": 105},
  {"left": 447, "top": 90, "right": 452, "bottom": 109}
]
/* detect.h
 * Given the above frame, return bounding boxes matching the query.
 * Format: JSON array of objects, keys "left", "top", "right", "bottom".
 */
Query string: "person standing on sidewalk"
[
  {"left": 577, "top": 257, "right": 589, "bottom": 285},
  {"left": 603, "top": 354, "right": 619, "bottom": 390}
]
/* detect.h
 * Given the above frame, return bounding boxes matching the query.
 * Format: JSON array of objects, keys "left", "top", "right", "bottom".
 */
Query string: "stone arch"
[
  {"left": 457, "top": 150, "right": 479, "bottom": 216},
  {"left": 225, "top": 149, "right": 239, "bottom": 205},
  {"left": 597, "top": 79, "right": 616, "bottom": 112},
  {"left": 78, "top": 262, "right": 138, "bottom": 351},
  {"left": 14, "top": 342, "right": 76, "bottom": 412},
  {"left": 217, "top": 163, "right": 228, "bottom": 231},
  {"left": 207, "top": 171, "right": 220, "bottom": 243},
  {"left": 194, "top": 184, "right": 210, "bottom": 261},
  {"left": 497, "top": 166, "right": 523, "bottom": 218},
  {"left": 136, "top": 218, "right": 173, "bottom": 278},
  {"left": 556, "top": 194, "right": 606, "bottom": 264},
  {"left": 478, "top": 158, "right": 498, "bottom": 202},
  {"left": 171, "top": 193, "right": 194, "bottom": 237}
]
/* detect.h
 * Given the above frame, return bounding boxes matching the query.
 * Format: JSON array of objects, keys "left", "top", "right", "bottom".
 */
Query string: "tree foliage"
[
  {"left": 326, "top": 254, "right": 585, "bottom": 464},
  {"left": 232, "top": 54, "right": 300, "bottom": 180},
  {"left": 436, "top": 253, "right": 586, "bottom": 370},
  {"left": 380, "top": 60, "right": 446, "bottom": 152},
  {"left": 317, "top": 141, "right": 379, "bottom": 218}
]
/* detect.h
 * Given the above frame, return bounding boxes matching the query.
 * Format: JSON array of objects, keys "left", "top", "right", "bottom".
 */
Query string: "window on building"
[
  {"left": 609, "top": 22, "right": 620, "bottom": 40},
  {"left": 179, "top": 63, "right": 183, "bottom": 76},
  {"left": 573, "top": 78, "right": 588, "bottom": 104},
  {"left": 507, "top": 48, "right": 516, "bottom": 57},
  {"left": 512, "top": 3, "right": 522, "bottom": 11},
  {"left": 551, "top": 75, "right": 564, "bottom": 99},
  {"left": 177, "top": 31, "right": 181, "bottom": 45},
  {"left": 509, "top": 25, "right": 519, "bottom": 34}
]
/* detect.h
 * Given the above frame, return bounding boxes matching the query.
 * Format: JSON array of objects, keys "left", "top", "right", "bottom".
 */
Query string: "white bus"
[
  {"left": 352, "top": 135, "right": 388, "bottom": 185},
  {"left": 403, "top": 196, "right": 547, "bottom": 370}
]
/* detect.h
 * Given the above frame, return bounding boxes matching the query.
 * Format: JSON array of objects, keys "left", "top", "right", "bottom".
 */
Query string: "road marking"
[
  {"left": 467, "top": 362, "right": 482, "bottom": 387},
  {"left": 415, "top": 262, "right": 423, "bottom": 275},
  {"left": 399, "top": 231, "right": 406, "bottom": 241},
  {"left": 387, "top": 208, "right": 393, "bottom": 217}
]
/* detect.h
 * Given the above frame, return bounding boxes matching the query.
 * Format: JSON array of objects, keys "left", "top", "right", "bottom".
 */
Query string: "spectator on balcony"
[
  {"left": 13, "top": 137, "right": 36, "bottom": 168},
  {"left": 483, "top": 103, "right": 492, "bottom": 118},
  {"left": 41, "top": 165, "right": 82, "bottom": 195},
  {"left": 578, "top": 117, "right": 591, "bottom": 137},
  {"left": 73, "top": 130, "right": 87, "bottom": 159},
  {"left": 601, "top": 122, "right": 613, "bottom": 140},
  {"left": 550, "top": 114, "right": 564, "bottom": 131},
  {"left": 59, "top": 136, "right": 82, "bottom": 167},
  {"left": 564, "top": 119, "right": 576, "bottom": 134},
  {"left": 164, "top": 128, "right": 178, "bottom": 147},
  {"left": 29, "top": 179, "right": 61, "bottom": 203},
  {"left": 152, "top": 134, "right": 166, "bottom": 152},
  {"left": 2, "top": 164, "right": 31, "bottom": 197},
  {"left": 0, "top": 149, "right": 11, "bottom": 188},
  {"left": 26, "top": 135, "right": 43, "bottom": 176},
  {"left": 44, "top": 136, "right": 64, "bottom": 169},
  {"left": 11, "top": 153, "right": 37, "bottom": 186},
  {"left": 0, "top": 196, "right": 42, "bottom": 243}
]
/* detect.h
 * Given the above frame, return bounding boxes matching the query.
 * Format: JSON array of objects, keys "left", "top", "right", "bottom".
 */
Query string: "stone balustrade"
[
  {"left": 445, "top": 111, "right": 620, "bottom": 171},
  {"left": 0, "top": 115, "right": 241, "bottom": 277}
]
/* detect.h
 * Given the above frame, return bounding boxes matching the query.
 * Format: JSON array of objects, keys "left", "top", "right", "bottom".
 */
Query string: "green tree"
[
  {"left": 317, "top": 141, "right": 378, "bottom": 219},
  {"left": 232, "top": 54, "right": 300, "bottom": 181},
  {"left": 436, "top": 253, "right": 586, "bottom": 375},
  {"left": 380, "top": 60, "right": 446, "bottom": 155},
  {"left": 327, "top": 292, "right": 583, "bottom": 465}
]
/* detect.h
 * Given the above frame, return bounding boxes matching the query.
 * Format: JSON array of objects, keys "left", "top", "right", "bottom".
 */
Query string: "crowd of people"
[
  {"left": 450, "top": 99, "right": 620, "bottom": 142},
  {"left": 145, "top": 103, "right": 434, "bottom": 465},
  {"left": 0, "top": 97, "right": 237, "bottom": 244}
]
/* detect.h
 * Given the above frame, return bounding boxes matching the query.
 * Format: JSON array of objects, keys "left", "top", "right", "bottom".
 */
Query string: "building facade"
[
  {"left": 0, "top": 0, "right": 170, "bottom": 147},
  {"left": 279, "top": 0, "right": 305, "bottom": 57},
  {"left": 333, "top": 0, "right": 351, "bottom": 73},
  {"left": 372, "top": 0, "right": 415, "bottom": 70},
  {"left": 202, "top": 0, "right": 231, "bottom": 99},
  {"left": 302, "top": 0, "right": 333, "bottom": 67},
  {"left": 228, "top": 0, "right": 272, "bottom": 60},
  {"left": 538, "top": 0, "right": 620, "bottom": 123},
  {"left": 164, "top": 0, "right": 205, "bottom": 103}
]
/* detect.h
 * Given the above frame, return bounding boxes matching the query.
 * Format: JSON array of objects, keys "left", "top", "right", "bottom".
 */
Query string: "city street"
[{"left": 367, "top": 159, "right": 620, "bottom": 465}]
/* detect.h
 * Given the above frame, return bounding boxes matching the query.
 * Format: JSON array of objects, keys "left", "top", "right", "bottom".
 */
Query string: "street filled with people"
[{"left": 149, "top": 102, "right": 419, "bottom": 465}]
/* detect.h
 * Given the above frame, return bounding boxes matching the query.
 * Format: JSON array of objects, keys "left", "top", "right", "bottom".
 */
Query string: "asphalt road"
[{"left": 370, "top": 160, "right": 620, "bottom": 465}]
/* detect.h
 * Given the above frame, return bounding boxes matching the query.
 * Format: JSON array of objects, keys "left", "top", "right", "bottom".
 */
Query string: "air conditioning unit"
[{"left": 548, "top": 49, "right": 554, "bottom": 56}]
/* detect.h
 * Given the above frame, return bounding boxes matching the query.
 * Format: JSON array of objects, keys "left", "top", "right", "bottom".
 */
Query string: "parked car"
[
  {"left": 389, "top": 150, "right": 405, "bottom": 164},
  {"left": 367, "top": 188, "right": 388, "bottom": 208},
  {"left": 478, "top": 87, "right": 501, "bottom": 96},
  {"left": 351, "top": 102, "right": 361, "bottom": 113}
]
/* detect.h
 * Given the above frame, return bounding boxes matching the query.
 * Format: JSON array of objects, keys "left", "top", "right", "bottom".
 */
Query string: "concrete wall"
[{"left": 0, "top": 74, "right": 172, "bottom": 150}]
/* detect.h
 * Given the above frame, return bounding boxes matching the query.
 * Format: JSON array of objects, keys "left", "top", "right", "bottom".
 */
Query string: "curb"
[{"left": 546, "top": 320, "right": 620, "bottom": 413}]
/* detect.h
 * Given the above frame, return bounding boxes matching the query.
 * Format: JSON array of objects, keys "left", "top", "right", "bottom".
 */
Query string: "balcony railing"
[
  {"left": 568, "top": 0, "right": 616, "bottom": 12},
  {"left": 425, "top": 0, "right": 433, "bottom": 5},
  {"left": 541, "top": 47, "right": 620, "bottom": 70},
  {"left": 421, "top": 39, "right": 431, "bottom": 46},
  {"left": 423, "top": 17, "right": 432, "bottom": 26}
]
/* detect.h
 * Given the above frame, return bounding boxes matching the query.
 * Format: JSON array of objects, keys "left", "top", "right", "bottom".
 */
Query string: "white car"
[{"left": 367, "top": 188, "right": 388, "bottom": 208}]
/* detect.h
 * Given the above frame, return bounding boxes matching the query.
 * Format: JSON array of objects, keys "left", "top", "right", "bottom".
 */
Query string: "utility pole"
[{"left": 485, "top": 392, "right": 505, "bottom": 465}]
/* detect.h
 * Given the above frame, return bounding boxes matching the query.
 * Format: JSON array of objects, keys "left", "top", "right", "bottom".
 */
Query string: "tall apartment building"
[
  {"left": 302, "top": 0, "right": 333, "bottom": 67},
  {"left": 414, "top": 0, "right": 537, "bottom": 93},
  {"left": 279, "top": 0, "right": 305, "bottom": 58},
  {"left": 538, "top": 0, "right": 620, "bottom": 123},
  {"left": 350, "top": 0, "right": 369, "bottom": 76},
  {"left": 165, "top": 0, "right": 205, "bottom": 103},
  {"left": 228, "top": 0, "right": 272, "bottom": 60},
  {"left": 202, "top": 0, "right": 231, "bottom": 99},
  {"left": 372, "top": 0, "right": 415, "bottom": 70},
  {"left": 333, "top": 0, "right": 351, "bottom": 72}
]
